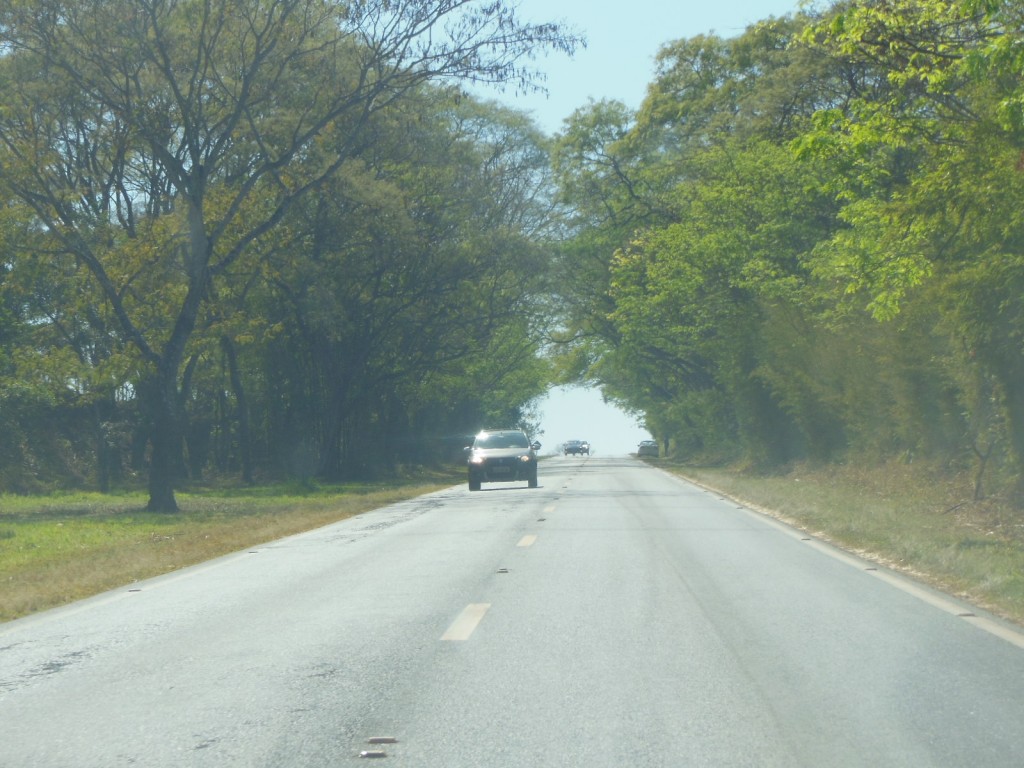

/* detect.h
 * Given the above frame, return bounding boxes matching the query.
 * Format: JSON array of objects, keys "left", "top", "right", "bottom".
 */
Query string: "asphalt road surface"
[{"left": 3, "top": 456, "right": 1024, "bottom": 767}]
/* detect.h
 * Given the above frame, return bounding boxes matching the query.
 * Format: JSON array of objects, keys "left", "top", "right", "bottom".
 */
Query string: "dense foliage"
[
  {"left": 552, "top": 1, "right": 1024, "bottom": 501},
  {"left": 0, "top": 0, "right": 579, "bottom": 509},
  {"left": 4, "top": 0, "right": 1024, "bottom": 508}
]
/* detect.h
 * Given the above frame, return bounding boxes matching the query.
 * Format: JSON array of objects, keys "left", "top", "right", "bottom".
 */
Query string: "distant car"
[
  {"left": 637, "top": 440, "right": 659, "bottom": 457},
  {"left": 465, "top": 429, "right": 540, "bottom": 491},
  {"left": 564, "top": 439, "right": 589, "bottom": 456}
]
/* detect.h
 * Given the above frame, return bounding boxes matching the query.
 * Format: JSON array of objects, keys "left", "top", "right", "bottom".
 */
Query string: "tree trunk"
[
  {"left": 92, "top": 400, "right": 113, "bottom": 493},
  {"left": 147, "top": 369, "right": 182, "bottom": 512},
  {"left": 222, "top": 336, "right": 254, "bottom": 484},
  {"left": 144, "top": 199, "right": 209, "bottom": 511},
  {"left": 1000, "top": 374, "right": 1024, "bottom": 503}
]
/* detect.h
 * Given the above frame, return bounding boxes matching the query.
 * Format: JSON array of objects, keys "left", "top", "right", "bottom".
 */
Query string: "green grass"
[
  {"left": 664, "top": 460, "right": 1024, "bottom": 626},
  {"left": 0, "top": 470, "right": 462, "bottom": 623}
]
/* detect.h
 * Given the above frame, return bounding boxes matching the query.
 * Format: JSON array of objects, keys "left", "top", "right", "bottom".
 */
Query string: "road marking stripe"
[
  {"left": 866, "top": 567, "right": 1024, "bottom": 650},
  {"left": 441, "top": 603, "right": 490, "bottom": 641},
  {"left": 677, "top": 474, "right": 1024, "bottom": 651},
  {"left": 960, "top": 615, "right": 1024, "bottom": 650},
  {"left": 517, "top": 535, "right": 537, "bottom": 547}
]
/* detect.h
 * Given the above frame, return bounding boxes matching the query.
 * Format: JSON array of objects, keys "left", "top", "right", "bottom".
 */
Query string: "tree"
[
  {"left": 251, "top": 94, "right": 556, "bottom": 478},
  {"left": 0, "top": 0, "right": 580, "bottom": 510},
  {"left": 550, "top": 15, "right": 850, "bottom": 461},
  {"left": 799, "top": 0, "right": 1024, "bottom": 495}
]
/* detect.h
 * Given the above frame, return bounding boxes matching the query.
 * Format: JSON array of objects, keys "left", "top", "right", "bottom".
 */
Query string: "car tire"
[
  {"left": 528, "top": 473, "right": 538, "bottom": 488},
  {"left": 468, "top": 478, "right": 481, "bottom": 491}
]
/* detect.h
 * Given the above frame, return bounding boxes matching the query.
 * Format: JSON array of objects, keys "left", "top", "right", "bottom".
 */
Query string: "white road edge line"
[
  {"left": 663, "top": 469, "right": 1024, "bottom": 651},
  {"left": 441, "top": 603, "right": 491, "bottom": 641},
  {"left": 775, "top": 519, "right": 1024, "bottom": 650}
]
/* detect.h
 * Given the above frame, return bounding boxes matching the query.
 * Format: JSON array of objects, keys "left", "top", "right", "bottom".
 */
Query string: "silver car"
[{"left": 466, "top": 429, "right": 541, "bottom": 491}]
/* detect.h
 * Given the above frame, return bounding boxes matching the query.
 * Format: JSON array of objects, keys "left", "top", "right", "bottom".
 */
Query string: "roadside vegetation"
[
  {"left": 0, "top": 470, "right": 462, "bottom": 623},
  {"left": 0, "top": 0, "right": 579, "bottom": 513},
  {"left": 552, "top": 0, "right": 1024, "bottom": 510}
]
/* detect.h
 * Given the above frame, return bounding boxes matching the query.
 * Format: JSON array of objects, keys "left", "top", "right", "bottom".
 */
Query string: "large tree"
[
  {"left": 798, "top": 0, "right": 1024, "bottom": 494},
  {"left": 0, "top": 0, "right": 579, "bottom": 510},
  {"left": 549, "top": 16, "right": 849, "bottom": 455},
  {"left": 253, "top": 96, "right": 557, "bottom": 478}
]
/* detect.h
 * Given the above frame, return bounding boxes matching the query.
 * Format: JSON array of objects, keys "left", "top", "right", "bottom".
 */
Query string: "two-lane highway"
[{"left": 2, "top": 456, "right": 1024, "bottom": 766}]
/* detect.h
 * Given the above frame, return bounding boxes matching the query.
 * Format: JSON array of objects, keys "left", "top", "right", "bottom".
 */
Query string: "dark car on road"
[
  {"left": 466, "top": 429, "right": 541, "bottom": 491},
  {"left": 637, "top": 439, "right": 659, "bottom": 457},
  {"left": 563, "top": 439, "right": 589, "bottom": 456}
]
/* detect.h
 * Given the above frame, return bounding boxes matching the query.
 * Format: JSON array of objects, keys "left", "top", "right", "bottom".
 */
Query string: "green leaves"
[
  {"left": 550, "top": 0, "right": 1024, "bottom": 488},
  {"left": 0, "top": 0, "right": 581, "bottom": 502},
  {"left": 809, "top": 198, "right": 933, "bottom": 321}
]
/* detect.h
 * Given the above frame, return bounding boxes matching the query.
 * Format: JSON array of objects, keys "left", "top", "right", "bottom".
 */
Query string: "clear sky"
[
  {"left": 497, "top": 0, "right": 808, "bottom": 134},
  {"left": 533, "top": 386, "right": 651, "bottom": 457},
  {"left": 494, "top": 0, "right": 806, "bottom": 454}
]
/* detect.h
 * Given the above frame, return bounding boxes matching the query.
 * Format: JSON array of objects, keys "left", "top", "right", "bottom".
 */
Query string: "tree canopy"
[
  {"left": 5, "top": 0, "right": 1024, "bottom": 506},
  {"left": 548, "top": 1, "right": 1024, "bottom": 500},
  {"left": 0, "top": 0, "right": 579, "bottom": 509}
]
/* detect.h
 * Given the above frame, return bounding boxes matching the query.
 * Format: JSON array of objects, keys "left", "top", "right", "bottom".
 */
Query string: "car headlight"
[
  {"left": 519, "top": 454, "right": 533, "bottom": 463},
  {"left": 469, "top": 455, "right": 485, "bottom": 465}
]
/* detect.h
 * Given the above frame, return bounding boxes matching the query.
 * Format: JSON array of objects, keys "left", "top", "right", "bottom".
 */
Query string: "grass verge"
[
  {"left": 662, "top": 460, "right": 1024, "bottom": 628},
  {"left": 0, "top": 470, "right": 462, "bottom": 623}
]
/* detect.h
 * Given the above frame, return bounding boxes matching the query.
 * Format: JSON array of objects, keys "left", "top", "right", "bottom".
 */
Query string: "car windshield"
[{"left": 475, "top": 432, "right": 529, "bottom": 449}]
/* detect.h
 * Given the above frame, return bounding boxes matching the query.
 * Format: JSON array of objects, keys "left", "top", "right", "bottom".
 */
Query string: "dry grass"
[
  {"left": 0, "top": 473, "right": 461, "bottom": 623},
  {"left": 666, "top": 459, "right": 1024, "bottom": 627}
]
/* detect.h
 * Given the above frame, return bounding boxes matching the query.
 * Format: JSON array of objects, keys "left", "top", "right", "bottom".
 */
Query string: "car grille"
[{"left": 479, "top": 455, "right": 531, "bottom": 479}]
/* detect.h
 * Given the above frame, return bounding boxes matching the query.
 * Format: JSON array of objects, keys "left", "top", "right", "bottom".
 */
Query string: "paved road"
[{"left": 2, "top": 456, "right": 1024, "bottom": 767}]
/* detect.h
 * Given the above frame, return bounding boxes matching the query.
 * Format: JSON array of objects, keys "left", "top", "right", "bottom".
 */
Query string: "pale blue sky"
[
  {"left": 510, "top": 0, "right": 808, "bottom": 452},
  {"left": 496, "top": 0, "right": 809, "bottom": 134},
  {"left": 534, "top": 386, "right": 651, "bottom": 457}
]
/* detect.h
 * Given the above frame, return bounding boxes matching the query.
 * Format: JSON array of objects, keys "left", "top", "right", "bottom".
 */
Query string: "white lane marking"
[
  {"left": 866, "top": 567, "right": 1024, "bottom": 650},
  {"left": 543, "top": 505, "right": 556, "bottom": 515},
  {"left": 517, "top": 535, "right": 538, "bottom": 547},
  {"left": 672, "top": 472, "right": 1024, "bottom": 651},
  {"left": 441, "top": 603, "right": 491, "bottom": 641},
  {"left": 761, "top": 519, "right": 1024, "bottom": 649},
  {"left": 960, "top": 615, "right": 1024, "bottom": 650}
]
